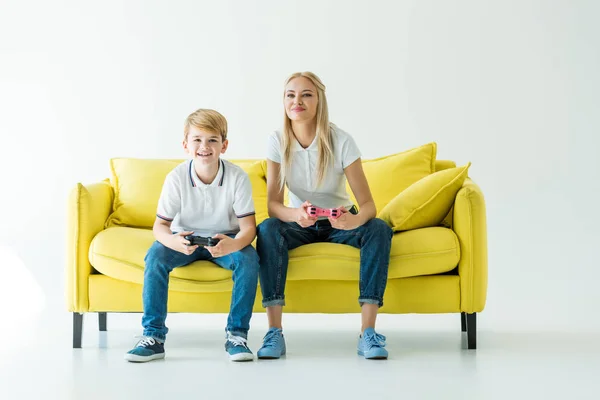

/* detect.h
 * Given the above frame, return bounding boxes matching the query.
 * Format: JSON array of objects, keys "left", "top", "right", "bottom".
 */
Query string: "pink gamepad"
[{"left": 307, "top": 206, "right": 342, "bottom": 219}]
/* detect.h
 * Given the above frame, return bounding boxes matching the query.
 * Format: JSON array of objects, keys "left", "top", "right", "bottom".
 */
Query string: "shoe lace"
[
  {"left": 227, "top": 333, "right": 249, "bottom": 349},
  {"left": 262, "top": 329, "right": 281, "bottom": 348},
  {"left": 134, "top": 336, "right": 157, "bottom": 348},
  {"left": 363, "top": 331, "right": 386, "bottom": 349}
]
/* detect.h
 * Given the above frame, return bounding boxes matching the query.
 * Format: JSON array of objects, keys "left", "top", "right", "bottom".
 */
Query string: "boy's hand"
[
  {"left": 205, "top": 234, "right": 238, "bottom": 258},
  {"left": 171, "top": 231, "right": 199, "bottom": 255},
  {"left": 329, "top": 207, "right": 360, "bottom": 231},
  {"left": 295, "top": 201, "right": 317, "bottom": 228}
]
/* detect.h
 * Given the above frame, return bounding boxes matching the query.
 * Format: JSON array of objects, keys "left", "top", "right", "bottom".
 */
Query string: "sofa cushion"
[
  {"left": 347, "top": 142, "right": 437, "bottom": 212},
  {"left": 105, "top": 146, "right": 436, "bottom": 229},
  {"left": 105, "top": 158, "right": 268, "bottom": 228},
  {"left": 107, "top": 158, "right": 180, "bottom": 228},
  {"left": 379, "top": 163, "right": 471, "bottom": 231},
  {"left": 230, "top": 160, "right": 269, "bottom": 224},
  {"left": 89, "top": 226, "right": 459, "bottom": 293}
]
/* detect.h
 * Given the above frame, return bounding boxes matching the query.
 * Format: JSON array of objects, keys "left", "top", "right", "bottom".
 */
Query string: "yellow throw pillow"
[
  {"left": 106, "top": 158, "right": 182, "bottom": 228},
  {"left": 379, "top": 163, "right": 471, "bottom": 231},
  {"left": 348, "top": 143, "right": 437, "bottom": 212}
]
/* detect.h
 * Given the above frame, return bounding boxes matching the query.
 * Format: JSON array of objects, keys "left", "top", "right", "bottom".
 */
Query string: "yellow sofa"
[{"left": 66, "top": 151, "right": 487, "bottom": 349}]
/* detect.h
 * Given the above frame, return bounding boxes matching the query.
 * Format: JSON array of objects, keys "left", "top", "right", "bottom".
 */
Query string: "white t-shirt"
[
  {"left": 156, "top": 159, "right": 255, "bottom": 237},
  {"left": 266, "top": 125, "right": 361, "bottom": 209}
]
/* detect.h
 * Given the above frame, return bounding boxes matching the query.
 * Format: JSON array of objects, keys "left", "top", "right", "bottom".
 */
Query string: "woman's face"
[{"left": 284, "top": 76, "right": 318, "bottom": 123}]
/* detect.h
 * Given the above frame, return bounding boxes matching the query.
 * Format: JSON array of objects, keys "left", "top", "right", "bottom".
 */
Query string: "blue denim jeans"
[
  {"left": 141, "top": 240, "right": 259, "bottom": 342},
  {"left": 256, "top": 215, "right": 393, "bottom": 308}
]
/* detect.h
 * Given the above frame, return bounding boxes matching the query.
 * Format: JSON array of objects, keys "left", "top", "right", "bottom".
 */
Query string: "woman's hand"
[
  {"left": 295, "top": 201, "right": 318, "bottom": 228},
  {"left": 329, "top": 206, "right": 361, "bottom": 230}
]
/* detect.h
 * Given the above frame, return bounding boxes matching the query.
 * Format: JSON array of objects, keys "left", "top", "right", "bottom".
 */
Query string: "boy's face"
[{"left": 183, "top": 126, "right": 228, "bottom": 166}]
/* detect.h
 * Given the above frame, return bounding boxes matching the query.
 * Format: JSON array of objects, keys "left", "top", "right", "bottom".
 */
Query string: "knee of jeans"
[
  {"left": 257, "top": 217, "right": 283, "bottom": 243},
  {"left": 257, "top": 218, "right": 282, "bottom": 235},
  {"left": 367, "top": 218, "right": 393, "bottom": 239},
  {"left": 239, "top": 247, "right": 260, "bottom": 271}
]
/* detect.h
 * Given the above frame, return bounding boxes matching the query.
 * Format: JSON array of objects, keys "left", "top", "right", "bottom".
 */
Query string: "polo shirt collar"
[
  {"left": 188, "top": 159, "right": 225, "bottom": 188},
  {"left": 292, "top": 134, "right": 318, "bottom": 152}
]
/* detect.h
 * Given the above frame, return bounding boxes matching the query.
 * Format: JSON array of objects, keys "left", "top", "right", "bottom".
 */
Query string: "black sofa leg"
[
  {"left": 465, "top": 312, "right": 477, "bottom": 349},
  {"left": 99, "top": 312, "right": 107, "bottom": 332},
  {"left": 73, "top": 313, "right": 83, "bottom": 348},
  {"left": 461, "top": 312, "right": 467, "bottom": 332}
]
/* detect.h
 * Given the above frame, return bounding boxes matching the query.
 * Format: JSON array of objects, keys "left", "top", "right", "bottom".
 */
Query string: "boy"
[{"left": 125, "top": 109, "right": 259, "bottom": 362}]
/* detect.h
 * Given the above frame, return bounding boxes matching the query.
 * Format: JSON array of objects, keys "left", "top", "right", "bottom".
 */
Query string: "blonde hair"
[
  {"left": 279, "top": 71, "right": 334, "bottom": 190},
  {"left": 184, "top": 109, "right": 228, "bottom": 142}
]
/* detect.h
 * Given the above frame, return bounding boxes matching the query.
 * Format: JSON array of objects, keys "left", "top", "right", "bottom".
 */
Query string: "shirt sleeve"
[
  {"left": 156, "top": 171, "right": 181, "bottom": 221},
  {"left": 266, "top": 131, "right": 282, "bottom": 163},
  {"left": 341, "top": 132, "right": 362, "bottom": 169},
  {"left": 233, "top": 172, "right": 255, "bottom": 218}
]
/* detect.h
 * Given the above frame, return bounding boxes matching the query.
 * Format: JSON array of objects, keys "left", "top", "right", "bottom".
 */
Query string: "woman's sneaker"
[
  {"left": 257, "top": 327, "right": 286, "bottom": 359},
  {"left": 124, "top": 336, "right": 165, "bottom": 363},
  {"left": 225, "top": 332, "right": 254, "bottom": 362},
  {"left": 357, "top": 328, "right": 388, "bottom": 359}
]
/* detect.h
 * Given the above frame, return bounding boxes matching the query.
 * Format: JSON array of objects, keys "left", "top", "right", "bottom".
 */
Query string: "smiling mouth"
[{"left": 197, "top": 152, "right": 213, "bottom": 157}]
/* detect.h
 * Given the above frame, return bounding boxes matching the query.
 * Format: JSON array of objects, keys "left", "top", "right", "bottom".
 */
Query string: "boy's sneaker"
[
  {"left": 225, "top": 332, "right": 254, "bottom": 362},
  {"left": 357, "top": 327, "right": 388, "bottom": 359},
  {"left": 124, "top": 336, "right": 165, "bottom": 363},
  {"left": 257, "top": 327, "right": 286, "bottom": 359}
]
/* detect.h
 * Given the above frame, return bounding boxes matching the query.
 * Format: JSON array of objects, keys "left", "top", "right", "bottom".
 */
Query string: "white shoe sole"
[
  {"left": 257, "top": 351, "right": 286, "bottom": 359},
  {"left": 229, "top": 352, "right": 254, "bottom": 362},
  {"left": 124, "top": 352, "right": 165, "bottom": 363},
  {"left": 357, "top": 349, "right": 388, "bottom": 359}
]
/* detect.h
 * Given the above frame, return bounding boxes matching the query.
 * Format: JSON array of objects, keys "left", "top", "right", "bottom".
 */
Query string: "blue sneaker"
[
  {"left": 257, "top": 327, "right": 286, "bottom": 359},
  {"left": 357, "top": 328, "right": 388, "bottom": 359},
  {"left": 124, "top": 336, "right": 165, "bottom": 363},
  {"left": 225, "top": 332, "right": 254, "bottom": 362}
]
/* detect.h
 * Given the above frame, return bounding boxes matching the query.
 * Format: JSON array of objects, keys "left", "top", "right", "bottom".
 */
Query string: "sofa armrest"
[
  {"left": 453, "top": 178, "right": 488, "bottom": 313},
  {"left": 66, "top": 179, "right": 113, "bottom": 312}
]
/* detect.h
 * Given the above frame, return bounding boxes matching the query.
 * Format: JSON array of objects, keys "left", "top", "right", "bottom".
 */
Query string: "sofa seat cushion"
[
  {"left": 90, "top": 227, "right": 235, "bottom": 292},
  {"left": 90, "top": 226, "right": 459, "bottom": 293},
  {"left": 287, "top": 226, "right": 459, "bottom": 280}
]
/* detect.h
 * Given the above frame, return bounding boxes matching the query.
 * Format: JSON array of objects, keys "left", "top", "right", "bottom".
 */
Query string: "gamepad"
[
  {"left": 307, "top": 206, "right": 342, "bottom": 219},
  {"left": 184, "top": 235, "right": 221, "bottom": 247}
]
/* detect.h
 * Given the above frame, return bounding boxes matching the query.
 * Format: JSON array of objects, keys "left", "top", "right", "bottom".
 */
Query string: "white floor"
[{"left": 1, "top": 312, "right": 599, "bottom": 400}]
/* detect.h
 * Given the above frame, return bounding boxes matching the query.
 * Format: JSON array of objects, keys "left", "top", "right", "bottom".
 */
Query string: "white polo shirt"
[
  {"left": 266, "top": 124, "right": 361, "bottom": 209},
  {"left": 156, "top": 159, "right": 255, "bottom": 237}
]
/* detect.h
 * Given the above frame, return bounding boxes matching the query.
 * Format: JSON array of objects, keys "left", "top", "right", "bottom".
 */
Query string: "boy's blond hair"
[{"left": 184, "top": 109, "right": 228, "bottom": 141}]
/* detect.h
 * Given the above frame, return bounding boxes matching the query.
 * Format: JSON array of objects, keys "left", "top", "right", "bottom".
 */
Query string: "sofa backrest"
[{"left": 105, "top": 144, "right": 454, "bottom": 229}]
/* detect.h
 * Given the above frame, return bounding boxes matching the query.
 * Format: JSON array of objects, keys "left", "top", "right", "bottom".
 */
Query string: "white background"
[{"left": 1, "top": 0, "right": 599, "bottom": 332}]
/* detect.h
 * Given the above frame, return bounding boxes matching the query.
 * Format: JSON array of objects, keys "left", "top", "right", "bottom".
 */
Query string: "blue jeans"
[
  {"left": 141, "top": 240, "right": 260, "bottom": 342},
  {"left": 256, "top": 216, "right": 393, "bottom": 308}
]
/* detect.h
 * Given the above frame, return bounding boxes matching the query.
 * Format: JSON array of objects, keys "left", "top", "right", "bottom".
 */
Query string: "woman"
[{"left": 255, "top": 72, "right": 393, "bottom": 360}]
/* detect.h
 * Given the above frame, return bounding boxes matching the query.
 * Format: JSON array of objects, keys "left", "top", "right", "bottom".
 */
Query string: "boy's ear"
[
  {"left": 221, "top": 139, "right": 229, "bottom": 154},
  {"left": 182, "top": 139, "right": 188, "bottom": 151}
]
